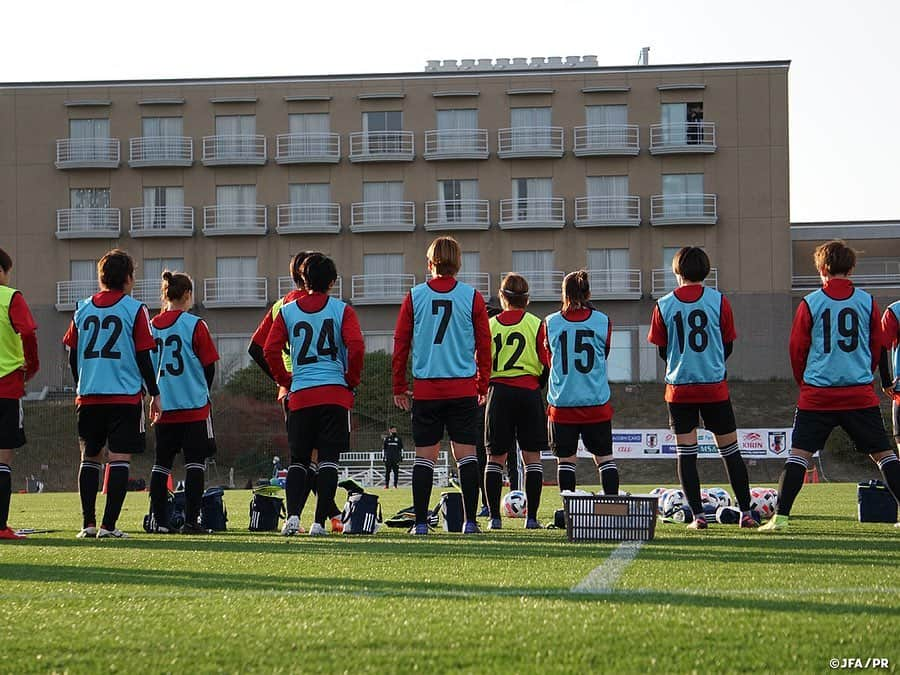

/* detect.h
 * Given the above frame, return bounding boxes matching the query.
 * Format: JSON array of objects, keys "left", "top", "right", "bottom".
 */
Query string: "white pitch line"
[{"left": 570, "top": 541, "right": 644, "bottom": 594}]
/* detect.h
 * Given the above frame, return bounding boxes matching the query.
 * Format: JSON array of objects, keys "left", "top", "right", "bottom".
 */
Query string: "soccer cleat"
[
  {"left": 525, "top": 518, "right": 543, "bottom": 530},
  {"left": 308, "top": 522, "right": 328, "bottom": 537},
  {"left": 740, "top": 514, "right": 759, "bottom": 529},
  {"left": 758, "top": 514, "right": 789, "bottom": 532},
  {"left": 149, "top": 525, "right": 173, "bottom": 534},
  {"left": 686, "top": 517, "right": 708, "bottom": 530},
  {"left": 895, "top": 522, "right": 900, "bottom": 529},
  {"left": 410, "top": 523, "right": 429, "bottom": 536},
  {"left": 76, "top": 526, "right": 98, "bottom": 539},
  {"left": 330, "top": 516, "right": 344, "bottom": 533},
  {"left": 97, "top": 527, "right": 129, "bottom": 539},
  {"left": 477, "top": 505, "right": 490, "bottom": 518},
  {"left": 487, "top": 518, "right": 502, "bottom": 530},
  {"left": 180, "top": 522, "right": 213, "bottom": 535},
  {"left": 281, "top": 515, "right": 302, "bottom": 536},
  {"left": 463, "top": 521, "right": 482, "bottom": 535},
  {"left": 0, "top": 527, "right": 25, "bottom": 540}
]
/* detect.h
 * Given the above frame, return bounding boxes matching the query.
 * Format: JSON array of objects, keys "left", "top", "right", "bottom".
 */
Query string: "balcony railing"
[
  {"left": 351, "top": 274, "right": 415, "bottom": 304},
  {"left": 651, "top": 268, "right": 719, "bottom": 298},
  {"left": 128, "top": 136, "right": 193, "bottom": 167},
  {"left": 649, "top": 122, "right": 717, "bottom": 154},
  {"left": 349, "top": 131, "right": 415, "bottom": 162},
  {"left": 505, "top": 271, "right": 565, "bottom": 302},
  {"left": 278, "top": 276, "right": 343, "bottom": 299},
  {"left": 129, "top": 207, "right": 194, "bottom": 237},
  {"left": 202, "top": 205, "right": 267, "bottom": 236},
  {"left": 424, "top": 200, "right": 490, "bottom": 231},
  {"left": 586, "top": 269, "right": 642, "bottom": 300},
  {"left": 55, "top": 138, "right": 120, "bottom": 169},
  {"left": 650, "top": 194, "right": 718, "bottom": 226},
  {"left": 792, "top": 274, "right": 900, "bottom": 291},
  {"left": 131, "top": 279, "right": 163, "bottom": 309},
  {"left": 203, "top": 277, "right": 268, "bottom": 308},
  {"left": 350, "top": 201, "right": 416, "bottom": 233},
  {"left": 499, "top": 197, "right": 565, "bottom": 229},
  {"left": 573, "top": 125, "right": 640, "bottom": 156},
  {"left": 574, "top": 196, "right": 641, "bottom": 227},
  {"left": 55, "top": 280, "right": 97, "bottom": 311},
  {"left": 497, "top": 127, "right": 564, "bottom": 158},
  {"left": 201, "top": 135, "right": 267, "bottom": 165},
  {"left": 457, "top": 272, "right": 491, "bottom": 299},
  {"left": 423, "top": 129, "right": 489, "bottom": 160},
  {"left": 275, "top": 132, "right": 341, "bottom": 164},
  {"left": 276, "top": 203, "right": 341, "bottom": 234},
  {"left": 56, "top": 208, "right": 121, "bottom": 239}
]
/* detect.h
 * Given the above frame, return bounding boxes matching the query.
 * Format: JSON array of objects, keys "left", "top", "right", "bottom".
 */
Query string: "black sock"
[
  {"left": 101, "top": 461, "right": 129, "bottom": 531},
  {"left": 79, "top": 460, "right": 102, "bottom": 528},
  {"left": 876, "top": 455, "right": 900, "bottom": 505},
  {"left": 676, "top": 444, "right": 703, "bottom": 516},
  {"left": 775, "top": 455, "right": 809, "bottom": 516},
  {"left": 484, "top": 461, "right": 504, "bottom": 518},
  {"left": 524, "top": 463, "right": 543, "bottom": 521},
  {"left": 557, "top": 462, "right": 576, "bottom": 492},
  {"left": 314, "top": 462, "right": 339, "bottom": 526},
  {"left": 149, "top": 464, "right": 171, "bottom": 527},
  {"left": 457, "top": 455, "right": 479, "bottom": 524},
  {"left": 507, "top": 453, "right": 520, "bottom": 492},
  {"left": 285, "top": 463, "right": 307, "bottom": 518},
  {"left": 412, "top": 457, "right": 434, "bottom": 525},
  {"left": 308, "top": 462, "right": 319, "bottom": 496},
  {"left": 597, "top": 460, "right": 619, "bottom": 496},
  {"left": 184, "top": 461, "right": 206, "bottom": 526},
  {"left": 0, "top": 464, "right": 11, "bottom": 530},
  {"left": 719, "top": 442, "right": 752, "bottom": 512}
]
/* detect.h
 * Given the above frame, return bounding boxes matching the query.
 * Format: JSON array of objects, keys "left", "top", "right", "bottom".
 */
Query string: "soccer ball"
[
  {"left": 502, "top": 490, "right": 527, "bottom": 518},
  {"left": 749, "top": 487, "right": 778, "bottom": 519},
  {"left": 660, "top": 489, "right": 687, "bottom": 516},
  {"left": 707, "top": 487, "right": 733, "bottom": 508}
]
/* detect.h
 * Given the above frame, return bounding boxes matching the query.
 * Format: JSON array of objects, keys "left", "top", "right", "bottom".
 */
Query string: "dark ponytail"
[
  {"left": 562, "top": 270, "right": 591, "bottom": 314},
  {"left": 160, "top": 270, "right": 193, "bottom": 304}
]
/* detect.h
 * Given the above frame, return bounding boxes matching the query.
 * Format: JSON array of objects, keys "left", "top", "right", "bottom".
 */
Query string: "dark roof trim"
[
  {"left": 284, "top": 95, "right": 332, "bottom": 102},
  {"left": 209, "top": 96, "right": 258, "bottom": 103},
  {"left": 432, "top": 90, "right": 480, "bottom": 97},
  {"left": 137, "top": 98, "right": 185, "bottom": 105},
  {"left": 582, "top": 86, "right": 630, "bottom": 93},
  {"left": 64, "top": 99, "right": 111, "bottom": 107}
]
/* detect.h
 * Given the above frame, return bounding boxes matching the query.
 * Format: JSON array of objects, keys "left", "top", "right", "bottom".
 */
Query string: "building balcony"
[
  {"left": 457, "top": 272, "right": 491, "bottom": 300},
  {"left": 351, "top": 274, "right": 415, "bottom": 305},
  {"left": 650, "top": 194, "right": 717, "bottom": 226},
  {"left": 130, "top": 207, "right": 194, "bottom": 238},
  {"left": 128, "top": 136, "right": 193, "bottom": 167},
  {"left": 201, "top": 135, "right": 267, "bottom": 165},
  {"left": 276, "top": 203, "right": 341, "bottom": 234},
  {"left": 131, "top": 279, "right": 163, "bottom": 309},
  {"left": 202, "top": 205, "right": 267, "bottom": 236},
  {"left": 499, "top": 198, "right": 565, "bottom": 229},
  {"left": 497, "top": 127, "right": 564, "bottom": 158},
  {"left": 203, "top": 277, "right": 268, "bottom": 308},
  {"left": 424, "top": 200, "right": 490, "bottom": 231},
  {"left": 56, "top": 208, "right": 121, "bottom": 239},
  {"left": 55, "top": 280, "right": 96, "bottom": 311},
  {"left": 573, "top": 125, "right": 640, "bottom": 156},
  {"left": 574, "top": 196, "right": 641, "bottom": 227},
  {"left": 350, "top": 201, "right": 415, "bottom": 233},
  {"left": 792, "top": 274, "right": 900, "bottom": 292},
  {"left": 55, "top": 138, "right": 120, "bottom": 169},
  {"left": 423, "top": 129, "right": 489, "bottom": 160},
  {"left": 507, "top": 271, "right": 565, "bottom": 301},
  {"left": 651, "top": 268, "right": 718, "bottom": 298},
  {"left": 649, "top": 122, "right": 716, "bottom": 154},
  {"left": 275, "top": 132, "right": 341, "bottom": 164},
  {"left": 278, "top": 275, "right": 343, "bottom": 299},
  {"left": 348, "top": 131, "right": 414, "bottom": 162},
  {"left": 586, "top": 269, "right": 642, "bottom": 300}
]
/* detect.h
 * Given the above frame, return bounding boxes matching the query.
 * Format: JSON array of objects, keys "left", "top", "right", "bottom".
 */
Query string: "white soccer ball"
[
  {"left": 502, "top": 490, "right": 528, "bottom": 518},
  {"left": 707, "top": 487, "right": 733, "bottom": 508},
  {"left": 749, "top": 487, "right": 778, "bottom": 519},
  {"left": 660, "top": 489, "right": 687, "bottom": 516}
]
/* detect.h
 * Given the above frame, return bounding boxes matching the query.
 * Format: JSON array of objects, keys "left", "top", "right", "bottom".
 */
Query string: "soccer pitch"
[{"left": 1, "top": 484, "right": 898, "bottom": 673}]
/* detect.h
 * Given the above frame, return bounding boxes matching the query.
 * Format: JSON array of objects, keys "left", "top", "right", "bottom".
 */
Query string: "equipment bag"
[
  {"left": 249, "top": 489, "right": 285, "bottom": 531},
  {"left": 440, "top": 491, "right": 464, "bottom": 532},
  {"left": 341, "top": 492, "right": 382, "bottom": 535},
  {"left": 142, "top": 490, "right": 186, "bottom": 532},
  {"left": 201, "top": 487, "right": 228, "bottom": 531},
  {"left": 858, "top": 480, "right": 898, "bottom": 523}
]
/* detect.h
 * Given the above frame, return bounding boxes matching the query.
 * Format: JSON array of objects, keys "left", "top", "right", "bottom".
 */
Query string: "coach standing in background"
[{"left": 382, "top": 426, "right": 403, "bottom": 489}]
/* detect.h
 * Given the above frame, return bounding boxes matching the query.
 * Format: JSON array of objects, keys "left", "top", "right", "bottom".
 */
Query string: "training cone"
[
  {"left": 102, "top": 463, "right": 110, "bottom": 494},
  {"left": 804, "top": 465, "right": 820, "bottom": 484}
]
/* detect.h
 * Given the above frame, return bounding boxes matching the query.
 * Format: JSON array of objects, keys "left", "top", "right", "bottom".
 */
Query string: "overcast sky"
[{"left": 2, "top": 0, "right": 896, "bottom": 222}]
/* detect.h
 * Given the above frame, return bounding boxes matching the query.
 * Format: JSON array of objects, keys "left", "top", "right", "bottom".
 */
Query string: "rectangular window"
[
  {"left": 512, "top": 250, "right": 554, "bottom": 296},
  {"left": 70, "top": 188, "right": 110, "bottom": 209},
  {"left": 438, "top": 179, "right": 478, "bottom": 223},
  {"left": 854, "top": 257, "right": 900, "bottom": 276},
  {"left": 510, "top": 107, "right": 551, "bottom": 150},
  {"left": 363, "top": 331, "right": 394, "bottom": 354},
  {"left": 216, "top": 335, "right": 252, "bottom": 385},
  {"left": 436, "top": 109, "right": 478, "bottom": 130},
  {"left": 363, "top": 253, "right": 404, "bottom": 297},
  {"left": 607, "top": 329, "right": 633, "bottom": 382},
  {"left": 70, "top": 259, "right": 96, "bottom": 282},
  {"left": 586, "top": 104, "right": 627, "bottom": 126},
  {"left": 461, "top": 252, "right": 480, "bottom": 273},
  {"left": 661, "top": 102, "right": 703, "bottom": 144},
  {"left": 215, "top": 115, "right": 256, "bottom": 157},
  {"left": 362, "top": 181, "right": 403, "bottom": 225},
  {"left": 586, "top": 176, "right": 629, "bottom": 220},
  {"left": 215, "top": 115, "right": 256, "bottom": 136},
  {"left": 142, "top": 117, "right": 183, "bottom": 137},
  {"left": 662, "top": 174, "right": 704, "bottom": 218},
  {"left": 289, "top": 183, "right": 331, "bottom": 204},
  {"left": 69, "top": 118, "right": 109, "bottom": 139},
  {"left": 513, "top": 178, "right": 552, "bottom": 221},
  {"left": 363, "top": 111, "right": 402, "bottom": 132},
  {"left": 289, "top": 113, "right": 330, "bottom": 134},
  {"left": 217, "top": 185, "right": 256, "bottom": 206},
  {"left": 144, "top": 187, "right": 184, "bottom": 228},
  {"left": 216, "top": 256, "right": 257, "bottom": 278},
  {"left": 588, "top": 249, "right": 631, "bottom": 294},
  {"left": 143, "top": 257, "right": 185, "bottom": 280}
]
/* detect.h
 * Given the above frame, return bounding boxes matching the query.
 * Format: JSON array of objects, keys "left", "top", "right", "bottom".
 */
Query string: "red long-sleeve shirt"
[
  {"left": 882, "top": 305, "right": 900, "bottom": 402},
  {"left": 264, "top": 292, "right": 364, "bottom": 411},
  {"left": 488, "top": 309, "right": 550, "bottom": 390},
  {"left": 392, "top": 276, "right": 492, "bottom": 400},
  {"left": 790, "top": 278, "right": 882, "bottom": 410},
  {"left": 0, "top": 291, "right": 39, "bottom": 400},
  {"left": 250, "top": 289, "right": 306, "bottom": 349}
]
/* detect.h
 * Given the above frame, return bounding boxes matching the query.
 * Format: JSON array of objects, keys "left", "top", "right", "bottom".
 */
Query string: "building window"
[
  {"left": 608, "top": 329, "right": 633, "bottom": 382},
  {"left": 513, "top": 178, "right": 552, "bottom": 221},
  {"left": 70, "top": 259, "right": 96, "bottom": 282},
  {"left": 142, "top": 116, "right": 183, "bottom": 137},
  {"left": 363, "top": 111, "right": 403, "bottom": 153},
  {"left": 363, "top": 253, "right": 404, "bottom": 297},
  {"left": 586, "top": 176, "right": 629, "bottom": 220},
  {"left": 216, "top": 114, "right": 255, "bottom": 136},
  {"left": 217, "top": 256, "right": 257, "bottom": 279},
  {"left": 70, "top": 118, "right": 109, "bottom": 139},
  {"left": 70, "top": 188, "right": 110, "bottom": 209},
  {"left": 289, "top": 113, "right": 330, "bottom": 134},
  {"left": 290, "top": 183, "right": 331, "bottom": 204},
  {"left": 461, "top": 252, "right": 480, "bottom": 273},
  {"left": 661, "top": 102, "right": 704, "bottom": 144},
  {"left": 438, "top": 179, "right": 478, "bottom": 222},
  {"left": 662, "top": 174, "right": 704, "bottom": 218},
  {"left": 855, "top": 257, "right": 900, "bottom": 277},
  {"left": 362, "top": 181, "right": 404, "bottom": 225},
  {"left": 510, "top": 107, "right": 551, "bottom": 148},
  {"left": 588, "top": 249, "right": 631, "bottom": 294},
  {"left": 216, "top": 334, "right": 253, "bottom": 385},
  {"left": 436, "top": 109, "right": 477, "bottom": 129},
  {"left": 216, "top": 185, "right": 256, "bottom": 228},
  {"left": 512, "top": 250, "right": 554, "bottom": 296},
  {"left": 586, "top": 104, "right": 627, "bottom": 126},
  {"left": 363, "top": 331, "right": 394, "bottom": 354},
  {"left": 143, "top": 257, "right": 185, "bottom": 280},
  {"left": 144, "top": 187, "right": 184, "bottom": 228}
]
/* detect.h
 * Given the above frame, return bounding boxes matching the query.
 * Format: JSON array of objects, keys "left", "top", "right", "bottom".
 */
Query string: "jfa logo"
[
  {"left": 768, "top": 431, "right": 787, "bottom": 455},
  {"left": 645, "top": 433, "right": 658, "bottom": 448}
]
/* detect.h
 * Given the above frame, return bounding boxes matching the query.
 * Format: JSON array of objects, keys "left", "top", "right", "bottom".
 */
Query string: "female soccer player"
[
  {"left": 62, "top": 249, "right": 160, "bottom": 539},
  {"left": 544, "top": 271, "right": 619, "bottom": 496},
  {"left": 484, "top": 273, "right": 549, "bottom": 530},
  {"left": 392, "top": 236, "right": 492, "bottom": 535},
  {"left": 148, "top": 271, "right": 219, "bottom": 533}
]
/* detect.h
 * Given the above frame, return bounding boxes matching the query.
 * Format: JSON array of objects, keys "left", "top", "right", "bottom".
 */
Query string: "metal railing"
[
  {"left": 351, "top": 274, "right": 415, "bottom": 304},
  {"left": 278, "top": 276, "right": 343, "bottom": 299},
  {"left": 506, "top": 270, "right": 566, "bottom": 301},
  {"left": 276, "top": 203, "right": 341, "bottom": 234},
  {"left": 55, "top": 138, "right": 120, "bottom": 168},
  {"left": 275, "top": 132, "right": 341, "bottom": 164},
  {"left": 350, "top": 201, "right": 416, "bottom": 232},
  {"left": 348, "top": 131, "right": 415, "bottom": 161},
  {"left": 649, "top": 122, "right": 717, "bottom": 154},
  {"left": 55, "top": 208, "right": 121, "bottom": 238},
  {"left": 650, "top": 194, "right": 718, "bottom": 225},
  {"left": 499, "top": 197, "right": 565, "bottom": 229},
  {"left": 456, "top": 272, "right": 491, "bottom": 299},
  {"left": 497, "top": 126, "right": 564, "bottom": 157},
  {"left": 586, "top": 269, "right": 642, "bottom": 298},
  {"left": 128, "top": 136, "right": 193, "bottom": 166},
  {"left": 651, "top": 268, "right": 719, "bottom": 297},
  {"left": 202, "top": 205, "right": 267, "bottom": 235},
  {"left": 55, "top": 280, "right": 97, "bottom": 311},
  {"left": 201, "top": 135, "right": 267, "bottom": 165},
  {"left": 203, "top": 277, "right": 268, "bottom": 308},
  {"left": 792, "top": 274, "right": 900, "bottom": 290},
  {"left": 574, "top": 196, "right": 641, "bottom": 227},
  {"left": 129, "top": 207, "right": 194, "bottom": 237},
  {"left": 424, "top": 199, "right": 490, "bottom": 230},
  {"left": 423, "top": 129, "right": 489, "bottom": 159},
  {"left": 131, "top": 279, "right": 163, "bottom": 309},
  {"left": 573, "top": 124, "right": 640, "bottom": 156}
]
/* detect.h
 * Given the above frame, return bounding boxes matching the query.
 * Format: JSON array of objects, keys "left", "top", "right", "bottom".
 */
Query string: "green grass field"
[{"left": 1, "top": 483, "right": 898, "bottom": 674}]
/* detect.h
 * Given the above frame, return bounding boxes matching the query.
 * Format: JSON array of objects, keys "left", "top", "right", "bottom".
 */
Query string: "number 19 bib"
[{"left": 802, "top": 287, "right": 873, "bottom": 387}]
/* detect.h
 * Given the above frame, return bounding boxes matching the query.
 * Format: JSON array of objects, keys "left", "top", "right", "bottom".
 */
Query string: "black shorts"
[
  {"left": 667, "top": 400, "right": 737, "bottom": 436},
  {"left": 549, "top": 420, "right": 612, "bottom": 459},
  {"left": 155, "top": 417, "right": 216, "bottom": 467},
  {"left": 893, "top": 401, "right": 900, "bottom": 442},
  {"left": 0, "top": 398, "right": 25, "bottom": 450},
  {"left": 791, "top": 407, "right": 891, "bottom": 455},
  {"left": 411, "top": 397, "right": 478, "bottom": 447},
  {"left": 485, "top": 384, "right": 548, "bottom": 455},
  {"left": 77, "top": 403, "right": 146, "bottom": 457},
  {"left": 288, "top": 404, "right": 350, "bottom": 464}
]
